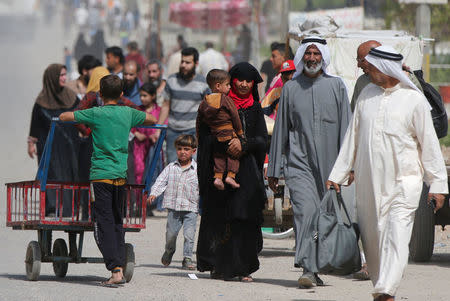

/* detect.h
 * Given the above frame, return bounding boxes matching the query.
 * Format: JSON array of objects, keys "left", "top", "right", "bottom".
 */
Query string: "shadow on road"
[
  {"left": 409, "top": 253, "right": 450, "bottom": 268},
  {"left": 0, "top": 273, "right": 105, "bottom": 287},
  {"left": 260, "top": 247, "right": 295, "bottom": 257}
]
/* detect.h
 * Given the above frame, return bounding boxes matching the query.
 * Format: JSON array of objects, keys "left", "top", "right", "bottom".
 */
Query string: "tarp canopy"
[
  {"left": 169, "top": 0, "right": 251, "bottom": 30},
  {"left": 289, "top": 25, "right": 423, "bottom": 98}
]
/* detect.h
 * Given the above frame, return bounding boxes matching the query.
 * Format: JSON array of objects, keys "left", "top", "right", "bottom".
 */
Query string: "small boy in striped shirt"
[{"left": 148, "top": 134, "right": 199, "bottom": 270}]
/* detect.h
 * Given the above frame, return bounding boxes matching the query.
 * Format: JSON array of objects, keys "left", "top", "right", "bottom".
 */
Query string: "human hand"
[
  {"left": 27, "top": 142, "right": 37, "bottom": 159},
  {"left": 149, "top": 133, "right": 159, "bottom": 144},
  {"left": 344, "top": 171, "right": 355, "bottom": 186},
  {"left": 147, "top": 195, "right": 156, "bottom": 205},
  {"left": 135, "top": 132, "right": 147, "bottom": 142},
  {"left": 268, "top": 177, "right": 279, "bottom": 193},
  {"left": 428, "top": 193, "right": 446, "bottom": 213},
  {"left": 78, "top": 131, "right": 89, "bottom": 138},
  {"left": 326, "top": 180, "right": 340, "bottom": 193},
  {"left": 227, "top": 138, "right": 242, "bottom": 158}
]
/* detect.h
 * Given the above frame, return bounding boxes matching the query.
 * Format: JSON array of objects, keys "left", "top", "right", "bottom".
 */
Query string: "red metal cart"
[{"left": 6, "top": 119, "right": 167, "bottom": 281}]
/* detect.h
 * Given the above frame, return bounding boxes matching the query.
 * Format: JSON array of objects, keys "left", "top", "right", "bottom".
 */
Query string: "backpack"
[{"left": 413, "top": 70, "right": 448, "bottom": 138}]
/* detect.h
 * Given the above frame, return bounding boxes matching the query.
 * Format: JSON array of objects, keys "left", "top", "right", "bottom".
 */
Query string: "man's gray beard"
[
  {"left": 150, "top": 78, "right": 161, "bottom": 88},
  {"left": 303, "top": 60, "right": 323, "bottom": 75}
]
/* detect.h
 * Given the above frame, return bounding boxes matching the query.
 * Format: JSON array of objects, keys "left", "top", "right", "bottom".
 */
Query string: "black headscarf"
[{"left": 229, "top": 62, "right": 263, "bottom": 102}]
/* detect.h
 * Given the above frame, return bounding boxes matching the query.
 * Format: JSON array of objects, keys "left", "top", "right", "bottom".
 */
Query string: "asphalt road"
[{"left": 1, "top": 10, "right": 450, "bottom": 301}]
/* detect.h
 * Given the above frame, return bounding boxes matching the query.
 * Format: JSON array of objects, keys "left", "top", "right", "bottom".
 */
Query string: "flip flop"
[
  {"left": 100, "top": 280, "right": 120, "bottom": 288},
  {"left": 238, "top": 275, "right": 254, "bottom": 282}
]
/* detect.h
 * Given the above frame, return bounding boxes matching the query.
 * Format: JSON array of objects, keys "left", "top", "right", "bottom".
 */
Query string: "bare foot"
[
  {"left": 225, "top": 177, "right": 240, "bottom": 189},
  {"left": 214, "top": 178, "right": 225, "bottom": 190}
]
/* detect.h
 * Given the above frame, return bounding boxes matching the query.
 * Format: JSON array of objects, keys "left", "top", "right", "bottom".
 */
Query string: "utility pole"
[
  {"left": 416, "top": 4, "right": 432, "bottom": 81},
  {"left": 400, "top": 0, "right": 448, "bottom": 82}
]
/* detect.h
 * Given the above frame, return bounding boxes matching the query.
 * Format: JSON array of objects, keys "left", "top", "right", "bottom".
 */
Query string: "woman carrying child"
[{"left": 196, "top": 62, "right": 268, "bottom": 282}]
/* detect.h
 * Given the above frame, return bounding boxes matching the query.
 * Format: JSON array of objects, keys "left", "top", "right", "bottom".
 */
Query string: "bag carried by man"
[
  {"left": 412, "top": 70, "right": 448, "bottom": 138},
  {"left": 301, "top": 189, "right": 361, "bottom": 275}
]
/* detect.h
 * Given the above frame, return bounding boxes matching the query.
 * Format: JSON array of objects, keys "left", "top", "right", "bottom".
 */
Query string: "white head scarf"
[
  {"left": 365, "top": 45, "right": 422, "bottom": 94},
  {"left": 293, "top": 36, "right": 331, "bottom": 79}
]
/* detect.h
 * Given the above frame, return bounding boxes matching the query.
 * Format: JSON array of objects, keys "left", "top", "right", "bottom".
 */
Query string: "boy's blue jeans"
[{"left": 165, "top": 209, "right": 198, "bottom": 259}]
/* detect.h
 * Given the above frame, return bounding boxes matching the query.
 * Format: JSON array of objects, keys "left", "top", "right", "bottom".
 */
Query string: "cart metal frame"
[{"left": 6, "top": 118, "right": 167, "bottom": 281}]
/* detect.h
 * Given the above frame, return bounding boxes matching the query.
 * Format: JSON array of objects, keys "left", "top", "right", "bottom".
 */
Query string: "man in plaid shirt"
[{"left": 148, "top": 134, "right": 199, "bottom": 270}]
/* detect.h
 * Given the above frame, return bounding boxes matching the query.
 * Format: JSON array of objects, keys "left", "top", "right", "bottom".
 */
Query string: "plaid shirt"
[{"left": 151, "top": 160, "right": 199, "bottom": 213}]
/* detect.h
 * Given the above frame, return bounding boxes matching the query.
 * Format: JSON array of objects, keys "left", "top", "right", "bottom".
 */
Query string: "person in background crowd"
[
  {"left": 261, "top": 59, "right": 296, "bottom": 119},
  {"left": 123, "top": 60, "right": 142, "bottom": 106},
  {"left": 28, "top": 64, "right": 80, "bottom": 217},
  {"left": 198, "top": 41, "right": 229, "bottom": 78},
  {"left": 260, "top": 42, "right": 279, "bottom": 93},
  {"left": 73, "top": 32, "right": 90, "bottom": 62},
  {"left": 90, "top": 30, "right": 107, "bottom": 64},
  {"left": 148, "top": 135, "right": 199, "bottom": 271},
  {"left": 145, "top": 59, "right": 166, "bottom": 103},
  {"left": 196, "top": 62, "right": 267, "bottom": 282},
  {"left": 105, "top": 46, "right": 125, "bottom": 79},
  {"left": 327, "top": 45, "right": 448, "bottom": 301},
  {"left": 351, "top": 40, "right": 382, "bottom": 112},
  {"left": 267, "top": 37, "right": 351, "bottom": 289},
  {"left": 146, "top": 59, "right": 167, "bottom": 108},
  {"left": 347, "top": 40, "right": 382, "bottom": 281},
  {"left": 125, "top": 41, "right": 146, "bottom": 81},
  {"left": 66, "top": 54, "right": 102, "bottom": 100},
  {"left": 156, "top": 47, "right": 210, "bottom": 163},
  {"left": 131, "top": 82, "right": 165, "bottom": 185},
  {"left": 265, "top": 43, "right": 293, "bottom": 95},
  {"left": 165, "top": 34, "right": 188, "bottom": 77}
]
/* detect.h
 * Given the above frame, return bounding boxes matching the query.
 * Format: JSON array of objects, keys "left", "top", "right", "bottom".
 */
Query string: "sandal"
[
  {"left": 182, "top": 257, "right": 196, "bottom": 270},
  {"left": 239, "top": 275, "right": 254, "bottom": 282},
  {"left": 353, "top": 266, "right": 370, "bottom": 281},
  {"left": 100, "top": 268, "right": 125, "bottom": 287}
]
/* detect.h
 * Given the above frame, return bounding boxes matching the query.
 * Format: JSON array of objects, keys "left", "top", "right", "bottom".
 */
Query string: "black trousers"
[{"left": 92, "top": 182, "right": 125, "bottom": 271}]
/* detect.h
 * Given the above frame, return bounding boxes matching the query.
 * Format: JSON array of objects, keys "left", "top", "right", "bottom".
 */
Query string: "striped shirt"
[
  {"left": 150, "top": 160, "right": 199, "bottom": 213},
  {"left": 162, "top": 73, "right": 210, "bottom": 131}
]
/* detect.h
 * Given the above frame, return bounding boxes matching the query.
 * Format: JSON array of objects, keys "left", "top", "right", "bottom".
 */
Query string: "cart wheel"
[
  {"left": 52, "top": 239, "right": 69, "bottom": 278},
  {"left": 123, "top": 243, "right": 135, "bottom": 283},
  {"left": 261, "top": 227, "right": 294, "bottom": 239},
  {"left": 25, "top": 241, "right": 41, "bottom": 281}
]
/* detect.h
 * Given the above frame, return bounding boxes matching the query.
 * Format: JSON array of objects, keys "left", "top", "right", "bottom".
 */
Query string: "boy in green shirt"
[{"left": 60, "top": 74, "right": 156, "bottom": 286}]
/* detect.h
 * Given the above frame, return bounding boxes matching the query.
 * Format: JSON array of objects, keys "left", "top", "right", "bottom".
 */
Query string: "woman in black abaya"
[{"left": 196, "top": 62, "right": 268, "bottom": 281}]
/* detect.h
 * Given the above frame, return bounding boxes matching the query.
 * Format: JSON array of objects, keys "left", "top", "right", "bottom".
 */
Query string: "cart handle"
[{"left": 36, "top": 117, "right": 167, "bottom": 192}]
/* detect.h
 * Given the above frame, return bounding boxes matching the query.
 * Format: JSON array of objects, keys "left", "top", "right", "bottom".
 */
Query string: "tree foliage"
[{"left": 384, "top": 0, "right": 450, "bottom": 42}]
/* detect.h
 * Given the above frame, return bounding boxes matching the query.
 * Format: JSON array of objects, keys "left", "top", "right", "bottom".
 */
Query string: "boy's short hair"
[
  {"left": 174, "top": 134, "right": 197, "bottom": 149},
  {"left": 100, "top": 75, "right": 123, "bottom": 100},
  {"left": 206, "top": 69, "right": 230, "bottom": 89}
]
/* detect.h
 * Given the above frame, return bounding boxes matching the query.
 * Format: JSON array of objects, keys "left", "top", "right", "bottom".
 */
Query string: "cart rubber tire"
[
  {"left": 123, "top": 243, "right": 135, "bottom": 283},
  {"left": 25, "top": 241, "right": 41, "bottom": 281},
  {"left": 409, "top": 186, "right": 435, "bottom": 262},
  {"left": 274, "top": 197, "right": 283, "bottom": 225},
  {"left": 262, "top": 227, "right": 294, "bottom": 239},
  {"left": 52, "top": 238, "right": 69, "bottom": 278}
]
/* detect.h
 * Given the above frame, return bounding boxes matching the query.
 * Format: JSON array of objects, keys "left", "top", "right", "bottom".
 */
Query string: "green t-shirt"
[{"left": 74, "top": 105, "right": 146, "bottom": 180}]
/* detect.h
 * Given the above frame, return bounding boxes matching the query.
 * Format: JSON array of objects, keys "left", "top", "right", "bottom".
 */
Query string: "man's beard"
[
  {"left": 179, "top": 67, "right": 195, "bottom": 81},
  {"left": 303, "top": 59, "right": 323, "bottom": 75},
  {"left": 150, "top": 77, "right": 161, "bottom": 88},
  {"left": 124, "top": 78, "right": 137, "bottom": 91}
]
